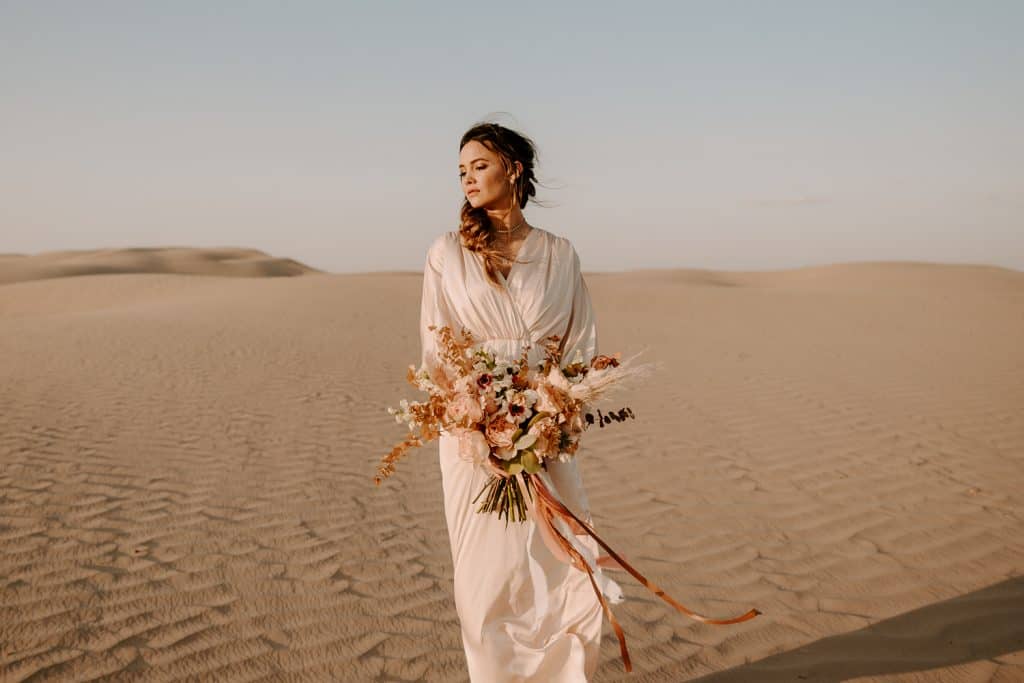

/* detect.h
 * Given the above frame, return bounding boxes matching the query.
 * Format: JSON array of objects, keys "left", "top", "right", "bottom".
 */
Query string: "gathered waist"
[
  {"left": 476, "top": 337, "right": 550, "bottom": 363},
  {"left": 477, "top": 336, "right": 536, "bottom": 342}
]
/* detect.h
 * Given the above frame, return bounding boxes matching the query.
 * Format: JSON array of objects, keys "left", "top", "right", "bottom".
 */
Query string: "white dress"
[{"left": 420, "top": 227, "right": 605, "bottom": 682}]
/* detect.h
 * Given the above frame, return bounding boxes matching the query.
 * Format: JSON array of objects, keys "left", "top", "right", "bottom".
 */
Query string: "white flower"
[
  {"left": 505, "top": 390, "right": 530, "bottom": 422},
  {"left": 413, "top": 371, "right": 438, "bottom": 392},
  {"left": 546, "top": 365, "right": 571, "bottom": 392}
]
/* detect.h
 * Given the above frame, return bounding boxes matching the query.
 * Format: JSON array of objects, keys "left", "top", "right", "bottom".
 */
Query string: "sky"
[{"left": 2, "top": 1, "right": 1021, "bottom": 273}]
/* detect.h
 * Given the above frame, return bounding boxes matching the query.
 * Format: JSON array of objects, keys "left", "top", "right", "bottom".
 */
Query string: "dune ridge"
[{"left": 0, "top": 247, "right": 320, "bottom": 286}]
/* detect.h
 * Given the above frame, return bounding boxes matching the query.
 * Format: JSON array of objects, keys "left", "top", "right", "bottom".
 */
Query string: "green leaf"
[
  {"left": 522, "top": 450, "right": 541, "bottom": 474},
  {"left": 514, "top": 432, "right": 538, "bottom": 451}
]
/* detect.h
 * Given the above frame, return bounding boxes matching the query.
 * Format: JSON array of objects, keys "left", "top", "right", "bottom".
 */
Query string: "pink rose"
[
  {"left": 446, "top": 393, "right": 483, "bottom": 426},
  {"left": 446, "top": 376, "right": 483, "bottom": 426},
  {"left": 485, "top": 416, "right": 519, "bottom": 457}
]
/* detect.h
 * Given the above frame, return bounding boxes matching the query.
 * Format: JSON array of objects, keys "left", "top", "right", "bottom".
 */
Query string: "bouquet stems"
[{"left": 472, "top": 473, "right": 534, "bottom": 527}]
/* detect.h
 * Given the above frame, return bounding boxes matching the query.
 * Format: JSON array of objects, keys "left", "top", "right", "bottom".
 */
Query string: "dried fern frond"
[
  {"left": 375, "top": 432, "right": 424, "bottom": 485},
  {"left": 569, "top": 350, "right": 661, "bottom": 404}
]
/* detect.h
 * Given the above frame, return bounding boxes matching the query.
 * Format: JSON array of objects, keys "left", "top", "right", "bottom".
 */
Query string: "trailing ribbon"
[{"left": 527, "top": 474, "right": 762, "bottom": 673}]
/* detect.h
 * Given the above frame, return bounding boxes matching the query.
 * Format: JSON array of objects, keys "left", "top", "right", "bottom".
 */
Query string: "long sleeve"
[
  {"left": 420, "top": 234, "right": 453, "bottom": 373},
  {"left": 547, "top": 243, "right": 598, "bottom": 525},
  {"left": 558, "top": 245, "right": 598, "bottom": 370}
]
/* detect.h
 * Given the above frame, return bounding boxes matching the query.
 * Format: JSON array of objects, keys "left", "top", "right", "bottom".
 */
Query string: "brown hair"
[{"left": 458, "top": 122, "right": 539, "bottom": 287}]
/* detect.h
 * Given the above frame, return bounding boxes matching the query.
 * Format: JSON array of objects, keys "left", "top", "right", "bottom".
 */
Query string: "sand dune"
[
  {"left": 0, "top": 247, "right": 320, "bottom": 286},
  {"left": 0, "top": 257, "right": 1021, "bottom": 681}
]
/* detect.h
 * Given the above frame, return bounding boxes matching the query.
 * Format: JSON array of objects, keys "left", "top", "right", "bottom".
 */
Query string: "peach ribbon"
[{"left": 526, "top": 473, "right": 762, "bottom": 673}]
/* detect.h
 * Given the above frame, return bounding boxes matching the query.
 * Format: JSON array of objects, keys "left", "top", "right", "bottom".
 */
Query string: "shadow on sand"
[{"left": 693, "top": 575, "right": 1024, "bottom": 682}]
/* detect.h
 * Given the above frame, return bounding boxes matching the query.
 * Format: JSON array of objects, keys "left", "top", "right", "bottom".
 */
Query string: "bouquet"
[
  {"left": 376, "top": 325, "right": 645, "bottom": 524},
  {"left": 376, "top": 324, "right": 761, "bottom": 673}
]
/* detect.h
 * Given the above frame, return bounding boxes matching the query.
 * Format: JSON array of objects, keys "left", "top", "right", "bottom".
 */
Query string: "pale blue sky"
[{"left": 2, "top": 1, "right": 1021, "bottom": 272}]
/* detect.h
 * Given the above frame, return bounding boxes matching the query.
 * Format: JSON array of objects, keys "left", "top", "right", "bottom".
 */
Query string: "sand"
[{"left": 1, "top": 247, "right": 1022, "bottom": 681}]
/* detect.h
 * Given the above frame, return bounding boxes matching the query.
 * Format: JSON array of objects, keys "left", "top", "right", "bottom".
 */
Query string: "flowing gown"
[{"left": 420, "top": 228, "right": 607, "bottom": 682}]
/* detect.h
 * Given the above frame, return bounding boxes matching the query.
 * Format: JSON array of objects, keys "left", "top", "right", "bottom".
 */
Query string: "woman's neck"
[
  {"left": 489, "top": 209, "right": 528, "bottom": 248},
  {"left": 487, "top": 206, "right": 526, "bottom": 233}
]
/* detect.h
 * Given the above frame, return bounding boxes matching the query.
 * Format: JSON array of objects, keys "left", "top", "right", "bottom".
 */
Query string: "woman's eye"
[{"left": 459, "top": 165, "right": 486, "bottom": 177}]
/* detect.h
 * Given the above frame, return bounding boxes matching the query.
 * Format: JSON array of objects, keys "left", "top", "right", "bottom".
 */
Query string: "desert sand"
[{"left": 1, "top": 247, "right": 1022, "bottom": 682}]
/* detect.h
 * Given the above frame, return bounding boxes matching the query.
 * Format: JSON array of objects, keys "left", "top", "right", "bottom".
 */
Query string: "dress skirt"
[{"left": 439, "top": 430, "right": 603, "bottom": 682}]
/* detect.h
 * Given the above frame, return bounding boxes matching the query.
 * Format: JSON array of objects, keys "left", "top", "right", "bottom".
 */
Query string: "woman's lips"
[{"left": 467, "top": 190, "right": 480, "bottom": 196}]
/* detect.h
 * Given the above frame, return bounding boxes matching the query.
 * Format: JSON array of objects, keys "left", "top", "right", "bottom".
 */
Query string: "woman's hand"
[{"left": 483, "top": 454, "right": 512, "bottom": 479}]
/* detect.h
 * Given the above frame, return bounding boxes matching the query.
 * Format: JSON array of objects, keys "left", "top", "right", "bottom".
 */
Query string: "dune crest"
[
  {"left": 0, "top": 246, "right": 319, "bottom": 285},
  {"left": 597, "top": 261, "right": 1023, "bottom": 292}
]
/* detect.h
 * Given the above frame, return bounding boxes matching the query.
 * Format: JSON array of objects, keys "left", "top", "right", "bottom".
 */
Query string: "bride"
[{"left": 420, "top": 121, "right": 615, "bottom": 681}]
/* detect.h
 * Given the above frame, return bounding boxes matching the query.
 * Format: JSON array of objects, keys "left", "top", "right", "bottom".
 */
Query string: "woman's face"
[{"left": 459, "top": 139, "right": 518, "bottom": 210}]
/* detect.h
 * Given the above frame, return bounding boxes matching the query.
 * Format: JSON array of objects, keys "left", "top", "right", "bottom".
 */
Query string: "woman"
[{"left": 420, "top": 122, "right": 613, "bottom": 681}]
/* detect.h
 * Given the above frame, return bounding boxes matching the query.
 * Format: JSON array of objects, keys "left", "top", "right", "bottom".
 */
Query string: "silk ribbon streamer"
[{"left": 526, "top": 473, "right": 762, "bottom": 673}]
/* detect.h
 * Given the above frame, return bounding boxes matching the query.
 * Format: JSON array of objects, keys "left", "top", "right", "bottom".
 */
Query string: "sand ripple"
[{"left": 1, "top": 261, "right": 1022, "bottom": 681}]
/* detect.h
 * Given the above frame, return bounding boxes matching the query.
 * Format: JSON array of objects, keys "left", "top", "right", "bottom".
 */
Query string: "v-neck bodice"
[
  {"left": 495, "top": 227, "right": 538, "bottom": 285},
  {"left": 419, "top": 227, "right": 598, "bottom": 372}
]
